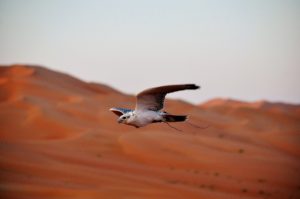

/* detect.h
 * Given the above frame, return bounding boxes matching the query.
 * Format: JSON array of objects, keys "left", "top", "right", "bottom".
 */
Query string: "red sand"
[{"left": 0, "top": 64, "right": 300, "bottom": 199}]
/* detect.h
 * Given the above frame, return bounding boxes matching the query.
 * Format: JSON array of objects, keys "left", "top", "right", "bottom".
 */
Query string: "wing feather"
[
  {"left": 135, "top": 84, "right": 199, "bottom": 111},
  {"left": 110, "top": 107, "right": 133, "bottom": 117}
]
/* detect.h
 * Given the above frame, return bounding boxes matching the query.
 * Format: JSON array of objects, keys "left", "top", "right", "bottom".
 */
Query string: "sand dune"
[{"left": 0, "top": 64, "right": 299, "bottom": 199}]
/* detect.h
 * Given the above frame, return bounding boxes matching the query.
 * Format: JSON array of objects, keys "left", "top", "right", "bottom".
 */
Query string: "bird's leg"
[
  {"left": 185, "top": 121, "right": 210, "bottom": 129},
  {"left": 164, "top": 122, "right": 183, "bottom": 132}
]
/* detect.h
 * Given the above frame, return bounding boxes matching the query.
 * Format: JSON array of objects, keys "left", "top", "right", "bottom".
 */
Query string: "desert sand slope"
[{"left": 0, "top": 64, "right": 300, "bottom": 199}]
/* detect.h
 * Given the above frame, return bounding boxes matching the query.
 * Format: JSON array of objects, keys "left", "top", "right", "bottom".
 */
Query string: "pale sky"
[{"left": 0, "top": 0, "right": 299, "bottom": 104}]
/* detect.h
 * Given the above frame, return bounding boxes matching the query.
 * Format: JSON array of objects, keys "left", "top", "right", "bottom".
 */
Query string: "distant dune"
[{"left": 0, "top": 64, "right": 300, "bottom": 199}]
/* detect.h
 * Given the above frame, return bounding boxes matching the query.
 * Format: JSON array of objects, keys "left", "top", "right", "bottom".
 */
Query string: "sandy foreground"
[{"left": 0, "top": 65, "right": 299, "bottom": 199}]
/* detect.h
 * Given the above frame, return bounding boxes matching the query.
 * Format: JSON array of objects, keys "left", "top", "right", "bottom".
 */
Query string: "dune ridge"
[{"left": 0, "top": 64, "right": 299, "bottom": 199}]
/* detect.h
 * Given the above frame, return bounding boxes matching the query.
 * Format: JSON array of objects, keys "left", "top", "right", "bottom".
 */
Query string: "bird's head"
[{"left": 117, "top": 112, "right": 132, "bottom": 124}]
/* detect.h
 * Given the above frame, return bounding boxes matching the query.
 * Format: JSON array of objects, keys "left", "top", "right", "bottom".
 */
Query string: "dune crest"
[
  {"left": 0, "top": 65, "right": 299, "bottom": 199},
  {"left": 3, "top": 64, "right": 36, "bottom": 77}
]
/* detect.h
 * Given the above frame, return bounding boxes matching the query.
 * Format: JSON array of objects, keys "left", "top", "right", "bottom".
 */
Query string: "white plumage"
[{"left": 110, "top": 84, "right": 200, "bottom": 128}]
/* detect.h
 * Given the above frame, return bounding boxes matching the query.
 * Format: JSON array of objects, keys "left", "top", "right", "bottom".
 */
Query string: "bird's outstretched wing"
[
  {"left": 135, "top": 84, "right": 200, "bottom": 111},
  {"left": 110, "top": 107, "right": 133, "bottom": 117}
]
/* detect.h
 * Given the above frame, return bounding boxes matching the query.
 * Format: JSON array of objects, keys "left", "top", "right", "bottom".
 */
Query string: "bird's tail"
[{"left": 163, "top": 114, "right": 187, "bottom": 122}]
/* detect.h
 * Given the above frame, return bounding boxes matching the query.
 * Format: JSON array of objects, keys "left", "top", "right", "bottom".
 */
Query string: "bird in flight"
[{"left": 110, "top": 84, "right": 200, "bottom": 129}]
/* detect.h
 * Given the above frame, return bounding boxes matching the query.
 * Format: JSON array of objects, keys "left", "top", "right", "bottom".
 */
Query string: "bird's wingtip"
[{"left": 187, "top": 84, "right": 200, "bottom": 90}]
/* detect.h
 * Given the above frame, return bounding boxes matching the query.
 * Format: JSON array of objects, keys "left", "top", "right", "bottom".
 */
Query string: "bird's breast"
[{"left": 129, "top": 111, "right": 162, "bottom": 127}]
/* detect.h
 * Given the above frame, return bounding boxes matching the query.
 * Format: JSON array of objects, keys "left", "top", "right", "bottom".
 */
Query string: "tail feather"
[{"left": 164, "top": 114, "right": 187, "bottom": 122}]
